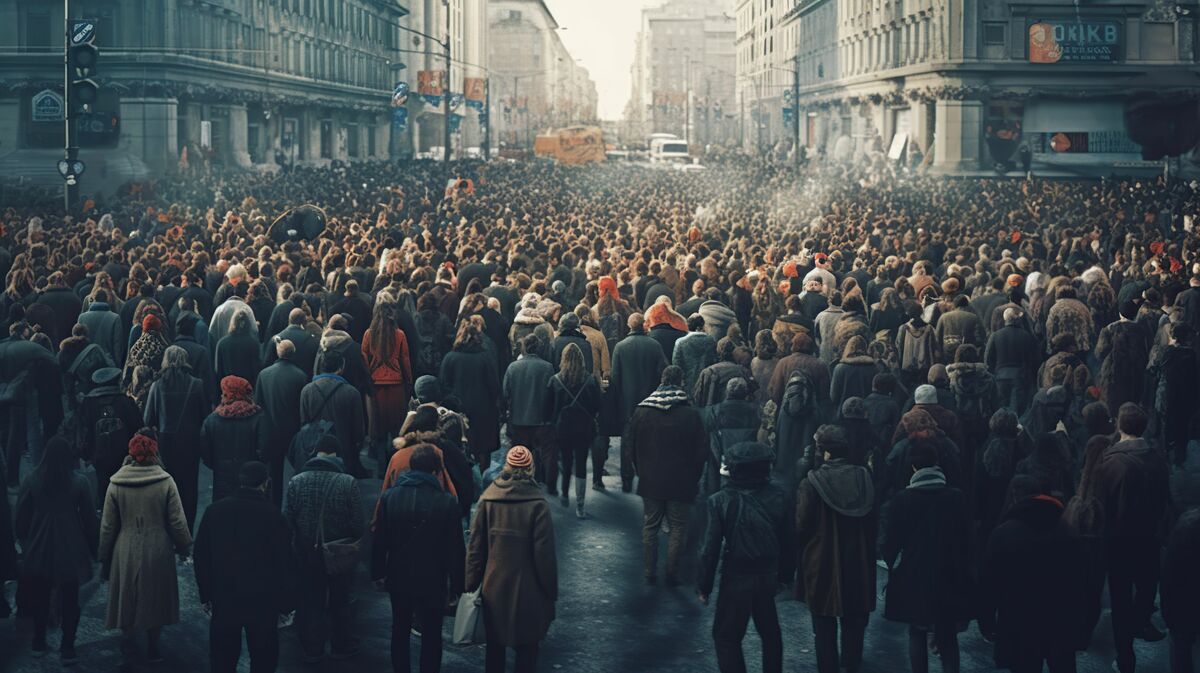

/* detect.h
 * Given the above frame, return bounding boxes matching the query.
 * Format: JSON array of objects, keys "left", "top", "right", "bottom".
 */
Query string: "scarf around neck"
[
  {"left": 908, "top": 466, "right": 947, "bottom": 490},
  {"left": 638, "top": 385, "right": 689, "bottom": 411}
]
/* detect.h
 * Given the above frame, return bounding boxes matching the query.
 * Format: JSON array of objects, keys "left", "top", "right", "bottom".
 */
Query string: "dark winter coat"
[
  {"left": 648, "top": 323, "right": 687, "bottom": 362},
  {"left": 143, "top": 368, "right": 208, "bottom": 472},
  {"left": 545, "top": 374, "right": 602, "bottom": 445},
  {"left": 80, "top": 386, "right": 143, "bottom": 469},
  {"left": 372, "top": 471, "right": 465, "bottom": 596},
  {"left": 698, "top": 477, "right": 791, "bottom": 595},
  {"left": 264, "top": 324, "right": 320, "bottom": 377},
  {"left": 795, "top": 459, "right": 877, "bottom": 617},
  {"left": 172, "top": 334, "right": 217, "bottom": 404},
  {"left": 981, "top": 496, "right": 1090, "bottom": 665},
  {"left": 193, "top": 488, "right": 295, "bottom": 614},
  {"left": 985, "top": 324, "right": 1040, "bottom": 378},
  {"left": 862, "top": 392, "right": 901, "bottom": 458},
  {"left": 608, "top": 331, "right": 667, "bottom": 432},
  {"left": 0, "top": 338, "right": 65, "bottom": 437},
  {"left": 315, "top": 329, "right": 374, "bottom": 397},
  {"left": 299, "top": 375, "right": 366, "bottom": 463},
  {"left": 283, "top": 456, "right": 364, "bottom": 558},
  {"left": 693, "top": 361, "right": 754, "bottom": 407},
  {"left": 1045, "top": 298, "right": 1094, "bottom": 354},
  {"left": 502, "top": 354, "right": 554, "bottom": 427},
  {"left": 626, "top": 400, "right": 708, "bottom": 502},
  {"left": 466, "top": 474, "right": 557, "bottom": 646},
  {"left": 440, "top": 344, "right": 501, "bottom": 457},
  {"left": 830, "top": 355, "right": 878, "bottom": 411},
  {"left": 33, "top": 286, "right": 82, "bottom": 347},
  {"left": 77, "top": 302, "right": 125, "bottom": 366},
  {"left": 935, "top": 308, "right": 984, "bottom": 360},
  {"left": 1163, "top": 509, "right": 1200, "bottom": 631},
  {"left": 702, "top": 400, "right": 761, "bottom": 465},
  {"left": 254, "top": 359, "right": 308, "bottom": 464},
  {"left": 1094, "top": 437, "right": 1169, "bottom": 541},
  {"left": 215, "top": 330, "right": 262, "bottom": 385},
  {"left": 330, "top": 293, "right": 373, "bottom": 343},
  {"left": 15, "top": 472, "right": 98, "bottom": 584},
  {"left": 551, "top": 329, "right": 594, "bottom": 374},
  {"left": 768, "top": 352, "right": 831, "bottom": 409},
  {"left": 1095, "top": 320, "right": 1149, "bottom": 416},
  {"left": 201, "top": 410, "right": 271, "bottom": 503},
  {"left": 879, "top": 477, "right": 971, "bottom": 626},
  {"left": 672, "top": 332, "right": 717, "bottom": 397}
]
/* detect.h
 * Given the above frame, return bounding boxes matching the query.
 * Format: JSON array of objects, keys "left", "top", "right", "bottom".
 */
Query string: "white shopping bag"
[{"left": 451, "top": 588, "right": 486, "bottom": 645}]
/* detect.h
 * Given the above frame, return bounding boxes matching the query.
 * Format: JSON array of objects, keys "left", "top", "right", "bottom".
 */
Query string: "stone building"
[
  {"left": 625, "top": 0, "right": 736, "bottom": 148},
  {"left": 488, "top": 0, "right": 597, "bottom": 151},
  {"left": 737, "top": 0, "right": 1200, "bottom": 171}
]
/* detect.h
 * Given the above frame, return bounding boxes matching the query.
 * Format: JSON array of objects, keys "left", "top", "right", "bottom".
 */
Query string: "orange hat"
[
  {"left": 687, "top": 226, "right": 701, "bottom": 243},
  {"left": 142, "top": 313, "right": 163, "bottom": 333},
  {"left": 782, "top": 261, "right": 798, "bottom": 278},
  {"left": 1011, "top": 230, "right": 1021, "bottom": 244},
  {"left": 1170, "top": 257, "right": 1183, "bottom": 274},
  {"left": 598, "top": 276, "right": 618, "bottom": 299},
  {"left": 1150, "top": 242, "right": 1165, "bottom": 256},
  {"left": 128, "top": 432, "right": 159, "bottom": 464},
  {"left": 1006, "top": 273, "right": 1023, "bottom": 287},
  {"left": 506, "top": 446, "right": 533, "bottom": 469}
]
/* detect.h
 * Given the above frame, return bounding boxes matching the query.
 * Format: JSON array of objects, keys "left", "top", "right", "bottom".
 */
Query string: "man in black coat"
[
  {"left": 609, "top": 313, "right": 667, "bottom": 492},
  {"left": 372, "top": 445, "right": 465, "bottom": 673},
  {"left": 32, "top": 272, "right": 82, "bottom": 347},
  {"left": 265, "top": 308, "right": 320, "bottom": 377},
  {"left": 174, "top": 313, "right": 218, "bottom": 404},
  {"left": 1163, "top": 508, "right": 1200, "bottom": 673},
  {"left": 980, "top": 477, "right": 1088, "bottom": 673},
  {"left": 255, "top": 340, "right": 309, "bottom": 506},
  {"left": 984, "top": 307, "right": 1041, "bottom": 415},
  {"left": 1096, "top": 403, "right": 1171, "bottom": 672},
  {"left": 329, "top": 280, "right": 372, "bottom": 344},
  {"left": 194, "top": 462, "right": 294, "bottom": 673},
  {"left": 300, "top": 350, "right": 367, "bottom": 478},
  {"left": 551, "top": 313, "right": 593, "bottom": 373}
]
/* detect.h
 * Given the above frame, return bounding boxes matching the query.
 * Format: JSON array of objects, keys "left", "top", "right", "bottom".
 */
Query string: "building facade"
[
  {"left": 625, "top": 0, "right": 736, "bottom": 149},
  {"left": 739, "top": 0, "right": 1200, "bottom": 170},
  {"left": 487, "top": 0, "right": 597, "bottom": 151},
  {"left": 0, "top": 0, "right": 491, "bottom": 187}
]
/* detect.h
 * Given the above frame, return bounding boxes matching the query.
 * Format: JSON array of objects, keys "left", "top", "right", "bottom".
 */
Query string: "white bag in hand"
[{"left": 452, "top": 588, "right": 486, "bottom": 645}]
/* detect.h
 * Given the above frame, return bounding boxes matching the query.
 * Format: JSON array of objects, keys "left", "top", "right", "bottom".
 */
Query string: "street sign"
[
  {"left": 70, "top": 19, "right": 96, "bottom": 46},
  {"left": 57, "top": 159, "right": 86, "bottom": 179},
  {"left": 32, "top": 90, "right": 64, "bottom": 122}
]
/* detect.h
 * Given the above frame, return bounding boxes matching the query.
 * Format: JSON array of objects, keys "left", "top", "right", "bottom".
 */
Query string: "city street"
[{"left": 0, "top": 442, "right": 1171, "bottom": 673}]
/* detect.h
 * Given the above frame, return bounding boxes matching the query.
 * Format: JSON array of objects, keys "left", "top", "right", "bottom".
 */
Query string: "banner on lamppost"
[
  {"left": 465, "top": 78, "right": 487, "bottom": 111},
  {"left": 392, "top": 81, "right": 409, "bottom": 107},
  {"left": 418, "top": 70, "right": 445, "bottom": 106}
]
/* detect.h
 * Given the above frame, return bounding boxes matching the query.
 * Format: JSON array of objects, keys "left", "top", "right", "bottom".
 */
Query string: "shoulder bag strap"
[
  {"left": 311, "top": 381, "right": 345, "bottom": 421},
  {"left": 316, "top": 475, "right": 339, "bottom": 547}
]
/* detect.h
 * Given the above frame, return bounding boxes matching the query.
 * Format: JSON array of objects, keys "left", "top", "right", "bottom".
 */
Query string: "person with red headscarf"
[
  {"left": 98, "top": 428, "right": 192, "bottom": 663},
  {"left": 201, "top": 375, "right": 269, "bottom": 503}
]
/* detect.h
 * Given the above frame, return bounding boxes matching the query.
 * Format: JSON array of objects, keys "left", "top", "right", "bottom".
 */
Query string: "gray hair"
[{"left": 162, "top": 345, "right": 190, "bottom": 370}]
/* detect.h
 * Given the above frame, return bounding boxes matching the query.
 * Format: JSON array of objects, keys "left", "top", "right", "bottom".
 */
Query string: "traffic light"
[{"left": 68, "top": 20, "right": 99, "bottom": 111}]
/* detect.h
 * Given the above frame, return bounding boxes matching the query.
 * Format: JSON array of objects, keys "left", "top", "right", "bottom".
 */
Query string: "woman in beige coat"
[
  {"left": 98, "top": 429, "right": 192, "bottom": 663},
  {"left": 466, "top": 445, "right": 558, "bottom": 673}
]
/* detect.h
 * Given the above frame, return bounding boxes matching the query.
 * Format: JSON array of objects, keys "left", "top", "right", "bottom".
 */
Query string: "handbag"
[
  {"left": 315, "top": 475, "right": 362, "bottom": 574},
  {"left": 451, "top": 587, "right": 486, "bottom": 645}
]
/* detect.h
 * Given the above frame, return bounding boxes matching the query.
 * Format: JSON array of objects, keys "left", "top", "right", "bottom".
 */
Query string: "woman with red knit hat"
[
  {"left": 200, "top": 375, "right": 270, "bottom": 503},
  {"left": 467, "top": 446, "right": 558, "bottom": 673},
  {"left": 122, "top": 313, "right": 169, "bottom": 391},
  {"left": 98, "top": 428, "right": 192, "bottom": 664}
]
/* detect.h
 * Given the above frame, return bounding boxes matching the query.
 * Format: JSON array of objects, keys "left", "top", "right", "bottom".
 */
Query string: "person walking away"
[
  {"left": 609, "top": 312, "right": 667, "bottom": 492},
  {"left": 80, "top": 366, "right": 142, "bottom": 509},
  {"left": 1156, "top": 324, "right": 1200, "bottom": 466},
  {"left": 255, "top": 339, "right": 308, "bottom": 505},
  {"left": 362, "top": 306, "right": 413, "bottom": 474},
  {"left": 985, "top": 307, "right": 1040, "bottom": 415},
  {"left": 466, "top": 446, "right": 557, "bottom": 673},
  {"left": 701, "top": 378, "right": 760, "bottom": 496},
  {"left": 98, "top": 429, "right": 193, "bottom": 663},
  {"left": 284, "top": 439, "right": 364, "bottom": 662},
  {"left": 15, "top": 436, "right": 98, "bottom": 664},
  {"left": 1163, "top": 508, "right": 1200, "bottom": 673},
  {"left": 143, "top": 345, "right": 208, "bottom": 529},
  {"left": 545, "top": 343, "right": 602, "bottom": 517},
  {"left": 372, "top": 445, "right": 465, "bottom": 673},
  {"left": 201, "top": 375, "right": 270, "bottom": 504},
  {"left": 626, "top": 366, "right": 708, "bottom": 585},
  {"left": 193, "top": 461, "right": 294, "bottom": 673},
  {"left": 502, "top": 334, "right": 556, "bottom": 494},
  {"left": 439, "top": 319, "right": 501, "bottom": 467},
  {"left": 300, "top": 350, "right": 368, "bottom": 478},
  {"left": 980, "top": 476, "right": 1089, "bottom": 673},
  {"left": 794, "top": 424, "right": 876, "bottom": 673},
  {"left": 697, "top": 441, "right": 790, "bottom": 673},
  {"left": 1095, "top": 403, "right": 1170, "bottom": 672},
  {"left": 879, "top": 442, "right": 971, "bottom": 673}
]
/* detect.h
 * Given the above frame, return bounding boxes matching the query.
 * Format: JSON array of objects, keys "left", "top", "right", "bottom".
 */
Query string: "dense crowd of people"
[{"left": 2, "top": 155, "right": 1200, "bottom": 673}]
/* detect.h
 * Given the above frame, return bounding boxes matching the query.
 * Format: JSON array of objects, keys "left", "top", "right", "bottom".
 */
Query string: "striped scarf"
[
  {"left": 638, "top": 385, "right": 689, "bottom": 411},
  {"left": 907, "top": 466, "right": 946, "bottom": 490}
]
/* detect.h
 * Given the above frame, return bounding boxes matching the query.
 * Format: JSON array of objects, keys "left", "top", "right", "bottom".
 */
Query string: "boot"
[{"left": 575, "top": 478, "right": 588, "bottom": 518}]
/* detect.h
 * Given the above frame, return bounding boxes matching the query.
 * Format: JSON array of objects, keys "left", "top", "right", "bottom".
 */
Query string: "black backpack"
[
  {"left": 598, "top": 312, "right": 622, "bottom": 351},
  {"left": 725, "top": 491, "right": 780, "bottom": 565},
  {"left": 781, "top": 369, "right": 815, "bottom": 419},
  {"left": 95, "top": 400, "right": 128, "bottom": 459},
  {"left": 553, "top": 378, "right": 596, "bottom": 439},
  {"left": 289, "top": 382, "right": 343, "bottom": 468}
]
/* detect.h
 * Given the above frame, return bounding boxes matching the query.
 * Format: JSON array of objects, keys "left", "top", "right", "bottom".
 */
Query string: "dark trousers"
[
  {"left": 590, "top": 436, "right": 608, "bottom": 484},
  {"left": 21, "top": 576, "right": 79, "bottom": 649},
  {"left": 1172, "top": 628, "right": 1197, "bottom": 673},
  {"left": 389, "top": 591, "right": 445, "bottom": 673},
  {"left": 296, "top": 559, "right": 354, "bottom": 658},
  {"left": 712, "top": 573, "right": 782, "bottom": 673},
  {"left": 559, "top": 435, "right": 590, "bottom": 495},
  {"left": 4, "top": 405, "right": 26, "bottom": 487},
  {"left": 483, "top": 612, "right": 538, "bottom": 673},
  {"left": 210, "top": 607, "right": 279, "bottom": 673},
  {"left": 908, "top": 622, "right": 959, "bottom": 673},
  {"left": 267, "top": 456, "right": 285, "bottom": 508},
  {"left": 1108, "top": 540, "right": 1161, "bottom": 672},
  {"left": 1009, "top": 651, "right": 1077, "bottom": 673},
  {"left": 620, "top": 434, "right": 635, "bottom": 487},
  {"left": 159, "top": 434, "right": 200, "bottom": 529},
  {"left": 810, "top": 613, "right": 868, "bottom": 673},
  {"left": 995, "top": 371, "right": 1032, "bottom": 416}
]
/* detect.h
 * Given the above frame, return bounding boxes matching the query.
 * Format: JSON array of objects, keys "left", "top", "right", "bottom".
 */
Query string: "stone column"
[
  {"left": 933, "top": 99, "right": 982, "bottom": 172},
  {"left": 117, "top": 97, "right": 178, "bottom": 172},
  {"left": 0, "top": 99, "right": 19, "bottom": 154},
  {"left": 219, "top": 103, "right": 252, "bottom": 168}
]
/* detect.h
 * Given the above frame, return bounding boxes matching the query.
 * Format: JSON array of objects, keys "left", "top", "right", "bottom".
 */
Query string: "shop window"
[{"left": 983, "top": 23, "right": 1006, "bottom": 46}]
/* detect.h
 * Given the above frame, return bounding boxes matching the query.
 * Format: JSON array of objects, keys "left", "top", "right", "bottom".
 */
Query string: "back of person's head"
[
  {"left": 909, "top": 440, "right": 939, "bottom": 470},
  {"left": 522, "top": 333, "right": 542, "bottom": 356},
  {"left": 409, "top": 444, "right": 443, "bottom": 474},
  {"left": 289, "top": 307, "right": 307, "bottom": 326},
  {"left": 94, "top": 289, "right": 110, "bottom": 304},
  {"left": 628, "top": 312, "right": 644, "bottom": 332},
  {"left": 872, "top": 372, "right": 896, "bottom": 394},
  {"left": 717, "top": 337, "right": 736, "bottom": 361},
  {"left": 955, "top": 343, "right": 979, "bottom": 363},
  {"left": 276, "top": 339, "right": 296, "bottom": 360},
  {"left": 238, "top": 461, "right": 270, "bottom": 489},
  {"left": 687, "top": 314, "right": 705, "bottom": 332},
  {"left": 321, "top": 350, "right": 345, "bottom": 374},
  {"left": 814, "top": 424, "right": 849, "bottom": 460},
  {"left": 661, "top": 365, "right": 683, "bottom": 387},
  {"left": 1171, "top": 323, "right": 1192, "bottom": 345},
  {"left": 1117, "top": 403, "right": 1148, "bottom": 437},
  {"left": 725, "top": 377, "right": 749, "bottom": 401}
]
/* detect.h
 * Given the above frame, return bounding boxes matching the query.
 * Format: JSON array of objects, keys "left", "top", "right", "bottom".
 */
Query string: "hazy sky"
[{"left": 543, "top": 0, "right": 657, "bottom": 121}]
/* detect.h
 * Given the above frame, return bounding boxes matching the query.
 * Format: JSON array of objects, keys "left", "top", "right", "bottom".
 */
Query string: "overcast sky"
[{"left": 543, "top": 0, "right": 656, "bottom": 121}]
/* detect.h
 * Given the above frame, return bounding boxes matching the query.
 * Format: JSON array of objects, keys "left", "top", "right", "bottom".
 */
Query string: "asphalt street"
[{"left": 0, "top": 439, "right": 1174, "bottom": 673}]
